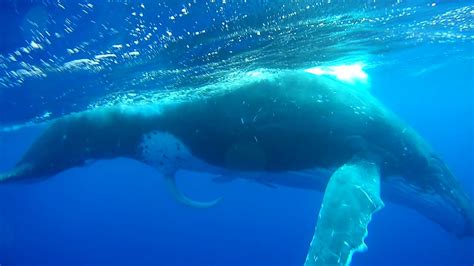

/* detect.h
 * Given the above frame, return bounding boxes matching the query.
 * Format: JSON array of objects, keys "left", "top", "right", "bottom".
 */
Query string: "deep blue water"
[{"left": 0, "top": 1, "right": 473, "bottom": 265}]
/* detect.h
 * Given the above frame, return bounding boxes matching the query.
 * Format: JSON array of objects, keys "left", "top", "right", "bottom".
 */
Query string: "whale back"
[{"left": 157, "top": 71, "right": 428, "bottom": 177}]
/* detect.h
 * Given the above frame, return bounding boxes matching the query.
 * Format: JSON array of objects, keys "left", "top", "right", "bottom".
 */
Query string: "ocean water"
[{"left": 0, "top": 1, "right": 473, "bottom": 265}]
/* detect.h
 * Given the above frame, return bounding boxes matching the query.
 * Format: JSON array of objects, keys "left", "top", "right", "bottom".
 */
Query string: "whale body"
[{"left": 1, "top": 69, "right": 473, "bottom": 264}]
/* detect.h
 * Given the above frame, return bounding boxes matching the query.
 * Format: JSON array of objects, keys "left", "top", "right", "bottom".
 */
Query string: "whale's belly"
[
  {"left": 138, "top": 130, "right": 332, "bottom": 190},
  {"left": 138, "top": 130, "right": 211, "bottom": 175}
]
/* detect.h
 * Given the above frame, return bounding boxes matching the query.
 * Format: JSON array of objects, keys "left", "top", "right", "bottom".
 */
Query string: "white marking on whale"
[{"left": 139, "top": 130, "right": 222, "bottom": 208}]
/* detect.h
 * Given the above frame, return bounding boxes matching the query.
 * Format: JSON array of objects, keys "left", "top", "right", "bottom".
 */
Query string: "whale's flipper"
[
  {"left": 0, "top": 164, "right": 33, "bottom": 183},
  {"left": 164, "top": 174, "right": 222, "bottom": 208},
  {"left": 305, "top": 161, "right": 384, "bottom": 266}
]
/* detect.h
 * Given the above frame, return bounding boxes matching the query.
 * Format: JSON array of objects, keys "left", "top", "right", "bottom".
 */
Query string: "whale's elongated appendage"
[
  {"left": 0, "top": 173, "right": 8, "bottom": 183},
  {"left": 0, "top": 164, "right": 33, "bottom": 184},
  {"left": 164, "top": 174, "right": 222, "bottom": 208},
  {"left": 305, "top": 161, "right": 384, "bottom": 266}
]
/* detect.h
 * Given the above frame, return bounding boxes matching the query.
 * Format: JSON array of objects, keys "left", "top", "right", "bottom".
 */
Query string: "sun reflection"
[{"left": 305, "top": 63, "right": 368, "bottom": 83}]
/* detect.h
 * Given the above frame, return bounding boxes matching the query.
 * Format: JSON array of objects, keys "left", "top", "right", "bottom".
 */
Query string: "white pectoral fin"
[
  {"left": 305, "top": 161, "right": 384, "bottom": 266},
  {"left": 164, "top": 174, "right": 222, "bottom": 208}
]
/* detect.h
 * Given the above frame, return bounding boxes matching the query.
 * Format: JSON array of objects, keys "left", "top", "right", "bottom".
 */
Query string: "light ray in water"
[{"left": 305, "top": 63, "right": 368, "bottom": 84}]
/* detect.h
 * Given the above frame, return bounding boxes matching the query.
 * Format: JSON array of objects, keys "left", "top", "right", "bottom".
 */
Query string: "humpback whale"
[{"left": 1, "top": 69, "right": 473, "bottom": 265}]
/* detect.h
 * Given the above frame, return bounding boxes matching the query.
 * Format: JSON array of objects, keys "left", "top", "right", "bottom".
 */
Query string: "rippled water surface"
[{"left": 0, "top": 0, "right": 472, "bottom": 127}]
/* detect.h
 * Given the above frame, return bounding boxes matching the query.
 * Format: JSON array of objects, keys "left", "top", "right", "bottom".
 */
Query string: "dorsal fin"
[{"left": 164, "top": 174, "right": 222, "bottom": 208}]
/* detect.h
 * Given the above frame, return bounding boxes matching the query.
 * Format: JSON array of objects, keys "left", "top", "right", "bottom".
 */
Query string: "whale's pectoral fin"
[
  {"left": 164, "top": 174, "right": 222, "bottom": 208},
  {"left": 305, "top": 160, "right": 384, "bottom": 266},
  {"left": 0, "top": 163, "right": 35, "bottom": 183}
]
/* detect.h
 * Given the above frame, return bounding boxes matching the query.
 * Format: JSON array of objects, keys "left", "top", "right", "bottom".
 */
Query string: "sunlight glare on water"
[{"left": 304, "top": 63, "right": 369, "bottom": 84}]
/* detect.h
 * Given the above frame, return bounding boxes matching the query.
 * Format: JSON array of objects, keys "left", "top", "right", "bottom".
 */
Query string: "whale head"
[{"left": 0, "top": 108, "right": 162, "bottom": 183}]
